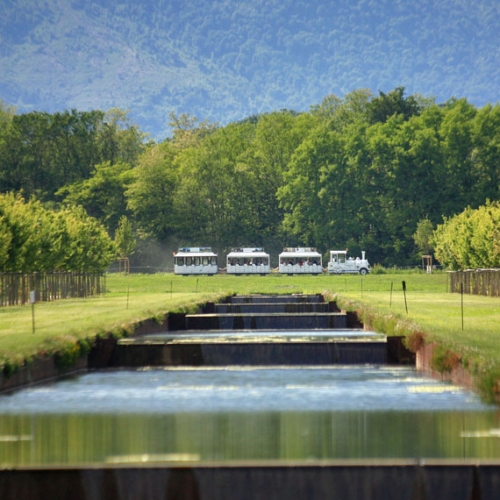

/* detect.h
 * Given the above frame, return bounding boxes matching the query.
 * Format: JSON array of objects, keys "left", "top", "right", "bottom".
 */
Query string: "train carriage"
[
  {"left": 173, "top": 247, "right": 218, "bottom": 275},
  {"left": 278, "top": 247, "right": 322, "bottom": 275},
  {"left": 226, "top": 247, "right": 270, "bottom": 275}
]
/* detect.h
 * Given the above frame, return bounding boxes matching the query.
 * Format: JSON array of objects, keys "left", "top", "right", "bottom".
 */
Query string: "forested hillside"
[
  {"left": 1, "top": 88, "right": 500, "bottom": 269},
  {"left": 1, "top": 0, "right": 499, "bottom": 137}
]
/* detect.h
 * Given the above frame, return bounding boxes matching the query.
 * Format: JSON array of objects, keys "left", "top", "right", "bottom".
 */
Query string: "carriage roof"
[
  {"left": 227, "top": 247, "right": 269, "bottom": 258},
  {"left": 279, "top": 247, "right": 321, "bottom": 258},
  {"left": 175, "top": 247, "right": 217, "bottom": 257}
]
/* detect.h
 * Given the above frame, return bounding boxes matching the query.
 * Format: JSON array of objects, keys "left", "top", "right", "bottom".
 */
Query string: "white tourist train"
[
  {"left": 278, "top": 247, "right": 323, "bottom": 275},
  {"left": 173, "top": 247, "right": 218, "bottom": 275},
  {"left": 173, "top": 246, "right": 370, "bottom": 275},
  {"left": 226, "top": 247, "right": 271, "bottom": 275}
]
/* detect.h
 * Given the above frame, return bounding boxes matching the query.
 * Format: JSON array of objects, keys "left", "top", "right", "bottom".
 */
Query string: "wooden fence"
[
  {"left": 449, "top": 269, "right": 500, "bottom": 297},
  {"left": 0, "top": 272, "right": 106, "bottom": 307}
]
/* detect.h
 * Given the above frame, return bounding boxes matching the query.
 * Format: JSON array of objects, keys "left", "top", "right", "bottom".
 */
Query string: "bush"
[
  {"left": 405, "top": 331, "right": 427, "bottom": 352},
  {"left": 430, "top": 345, "right": 461, "bottom": 373},
  {"left": 370, "top": 264, "right": 387, "bottom": 274}
]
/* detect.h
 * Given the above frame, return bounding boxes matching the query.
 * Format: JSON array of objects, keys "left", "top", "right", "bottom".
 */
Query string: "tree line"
[
  {"left": 0, "top": 193, "right": 115, "bottom": 272},
  {"left": 1, "top": 87, "right": 500, "bottom": 270},
  {"left": 432, "top": 201, "right": 500, "bottom": 270}
]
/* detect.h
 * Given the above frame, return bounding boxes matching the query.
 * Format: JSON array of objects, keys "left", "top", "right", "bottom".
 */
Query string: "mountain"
[{"left": 1, "top": 0, "right": 499, "bottom": 138}]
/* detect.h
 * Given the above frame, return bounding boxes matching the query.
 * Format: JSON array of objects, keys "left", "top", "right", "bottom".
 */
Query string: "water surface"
[{"left": 0, "top": 366, "right": 498, "bottom": 466}]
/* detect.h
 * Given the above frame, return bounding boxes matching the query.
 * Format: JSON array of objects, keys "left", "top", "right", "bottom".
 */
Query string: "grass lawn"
[{"left": 1, "top": 271, "right": 499, "bottom": 382}]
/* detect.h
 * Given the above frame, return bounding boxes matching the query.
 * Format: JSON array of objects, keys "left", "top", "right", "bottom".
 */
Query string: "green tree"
[
  {"left": 0, "top": 108, "right": 145, "bottom": 202},
  {"left": 126, "top": 142, "right": 178, "bottom": 241},
  {"left": 439, "top": 98, "right": 478, "bottom": 214},
  {"left": 0, "top": 193, "right": 39, "bottom": 271},
  {"left": 367, "top": 87, "right": 422, "bottom": 124},
  {"left": 278, "top": 123, "right": 341, "bottom": 247},
  {"left": 472, "top": 104, "right": 500, "bottom": 202},
  {"left": 168, "top": 111, "right": 218, "bottom": 150},
  {"left": 57, "top": 160, "right": 134, "bottom": 233},
  {"left": 432, "top": 202, "right": 500, "bottom": 270},
  {"left": 0, "top": 193, "right": 115, "bottom": 272},
  {"left": 173, "top": 121, "right": 256, "bottom": 249},
  {"left": 97, "top": 108, "right": 146, "bottom": 166},
  {"left": 0, "top": 215, "right": 12, "bottom": 269},
  {"left": 0, "top": 99, "right": 15, "bottom": 132},
  {"left": 248, "top": 111, "right": 317, "bottom": 249},
  {"left": 62, "top": 205, "right": 116, "bottom": 272},
  {"left": 413, "top": 218, "right": 434, "bottom": 256},
  {"left": 115, "top": 216, "right": 136, "bottom": 258}
]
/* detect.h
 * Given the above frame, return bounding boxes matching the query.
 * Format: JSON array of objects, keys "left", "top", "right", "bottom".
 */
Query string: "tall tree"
[
  {"left": 413, "top": 218, "right": 434, "bottom": 256},
  {"left": 57, "top": 160, "right": 134, "bottom": 233},
  {"left": 0, "top": 108, "right": 145, "bottom": 202},
  {"left": 173, "top": 121, "right": 256, "bottom": 249},
  {"left": 126, "top": 142, "right": 178, "bottom": 241},
  {"left": 433, "top": 202, "right": 500, "bottom": 270},
  {"left": 368, "top": 87, "right": 422, "bottom": 124},
  {"left": 439, "top": 98, "right": 478, "bottom": 214},
  {"left": 278, "top": 123, "right": 342, "bottom": 247},
  {"left": 114, "top": 216, "right": 136, "bottom": 259},
  {"left": 472, "top": 104, "right": 500, "bottom": 203}
]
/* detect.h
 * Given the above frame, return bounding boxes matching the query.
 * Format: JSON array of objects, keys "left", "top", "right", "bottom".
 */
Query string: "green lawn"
[{"left": 1, "top": 271, "right": 499, "bottom": 381}]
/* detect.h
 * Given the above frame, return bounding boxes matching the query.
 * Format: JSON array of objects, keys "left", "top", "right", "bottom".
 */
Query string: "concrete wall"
[
  {"left": 416, "top": 343, "right": 475, "bottom": 391},
  {"left": 0, "top": 462, "right": 498, "bottom": 500}
]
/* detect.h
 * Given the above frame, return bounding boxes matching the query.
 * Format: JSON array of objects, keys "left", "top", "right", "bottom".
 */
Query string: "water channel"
[
  {"left": 1, "top": 294, "right": 499, "bottom": 500},
  {"left": 0, "top": 363, "right": 498, "bottom": 466}
]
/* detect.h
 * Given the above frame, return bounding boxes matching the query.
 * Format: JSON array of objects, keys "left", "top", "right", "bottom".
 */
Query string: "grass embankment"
[
  {"left": 326, "top": 272, "right": 500, "bottom": 401},
  {"left": 1, "top": 271, "right": 499, "bottom": 400}
]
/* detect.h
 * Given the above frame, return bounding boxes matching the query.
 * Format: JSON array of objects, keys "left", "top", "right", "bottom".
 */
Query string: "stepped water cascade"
[{"left": 0, "top": 294, "right": 499, "bottom": 499}]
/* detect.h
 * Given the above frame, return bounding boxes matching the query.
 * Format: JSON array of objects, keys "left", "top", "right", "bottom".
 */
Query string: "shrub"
[
  {"left": 404, "top": 331, "right": 427, "bottom": 352},
  {"left": 370, "top": 264, "right": 387, "bottom": 274},
  {"left": 477, "top": 368, "right": 500, "bottom": 404},
  {"left": 431, "top": 345, "right": 461, "bottom": 373}
]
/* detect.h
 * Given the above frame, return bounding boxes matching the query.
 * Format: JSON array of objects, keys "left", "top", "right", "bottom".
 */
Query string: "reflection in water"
[{"left": 0, "top": 366, "right": 498, "bottom": 466}]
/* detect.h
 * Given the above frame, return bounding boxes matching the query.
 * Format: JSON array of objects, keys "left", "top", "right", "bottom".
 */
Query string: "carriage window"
[
  {"left": 186, "top": 257, "right": 192, "bottom": 265},
  {"left": 176, "top": 257, "right": 184, "bottom": 266},
  {"left": 194, "top": 257, "right": 200, "bottom": 265},
  {"left": 211, "top": 257, "right": 217, "bottom": 265},
  {"left": 202, "top": 257, "right": 209, "bottom": 265}
]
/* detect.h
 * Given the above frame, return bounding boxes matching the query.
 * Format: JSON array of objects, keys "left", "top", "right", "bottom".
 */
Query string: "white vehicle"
[
  {"left": 278, "top": 247, "right": 322, "bottom": 275},
  {"left": 174, "top": 247, "right": 218, "bottom": 275},
  {"left": 226, "top": 247, "right": 270, "bottom": 275},
  {"left": 328, "top": 250, "right": 370, "bottom": 275}
]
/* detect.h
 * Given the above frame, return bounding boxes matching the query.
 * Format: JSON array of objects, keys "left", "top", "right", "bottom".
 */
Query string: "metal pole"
[
  {"left": 461, "top": 282, "right": 464, "bottom": 330},
  {"left": 30, "top": 290, "right": 36, "bottom": 334},
  {"left": 402, "top": 281, "right": 408, "bottom": 314},
  {"left": 31, "top": 302, "right": 35, "bottom": 334}
]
